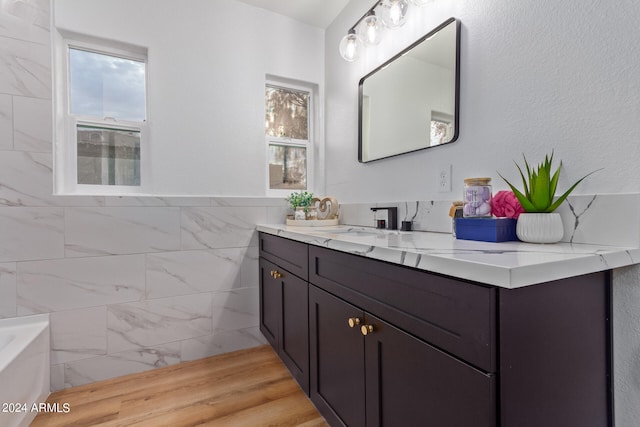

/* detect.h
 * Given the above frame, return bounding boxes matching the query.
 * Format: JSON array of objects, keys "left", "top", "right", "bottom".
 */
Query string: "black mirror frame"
[{"left": 358, "top": 17, "right": 461, "bottom": 163}]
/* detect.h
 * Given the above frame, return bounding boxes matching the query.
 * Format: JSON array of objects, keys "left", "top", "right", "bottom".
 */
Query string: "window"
[
  {"left": 54, "top": 33, "right": 148, "bottom": 194},
  {"left": 430, "top": 111, "right": 454, "bottom": 146},
  {"left": 76, "top": 125, "right": 141, "bottom": 186},
  {"left": 265, "top": 82, "right": 312, "bottom": 193}
]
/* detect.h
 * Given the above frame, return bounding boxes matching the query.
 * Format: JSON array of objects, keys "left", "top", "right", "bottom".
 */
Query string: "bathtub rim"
[{"left": 0, "top": 314, "right": 50, "bottom": 373}]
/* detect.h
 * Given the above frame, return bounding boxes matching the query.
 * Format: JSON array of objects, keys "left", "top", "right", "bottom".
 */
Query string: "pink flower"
[{"left": 491, "top": 190, "right": 525, "bottom": 219}]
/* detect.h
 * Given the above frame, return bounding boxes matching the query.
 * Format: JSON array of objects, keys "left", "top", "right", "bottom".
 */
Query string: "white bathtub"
[{"left": 0, "top": 314, "right": 50, "bottom": 427}]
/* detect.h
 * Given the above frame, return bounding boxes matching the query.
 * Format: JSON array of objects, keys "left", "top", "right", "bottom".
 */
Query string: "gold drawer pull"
[
  {"left": 361, "top": 324, "right": 374, "bottom": 336},
  {"left": 348, "top": 317, "right": 362, "bottom": 328}
]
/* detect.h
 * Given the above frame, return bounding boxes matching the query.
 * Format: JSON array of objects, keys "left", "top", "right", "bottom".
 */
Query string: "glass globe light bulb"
[
  {"left": 339, "top": 30, "right": 361, "bottom": 62},
  {"left": 380, "top": 0, "right": 409, "bottom": 28},
  {"left": 357, "top": 12, "right": 384, "bottom": 46}
]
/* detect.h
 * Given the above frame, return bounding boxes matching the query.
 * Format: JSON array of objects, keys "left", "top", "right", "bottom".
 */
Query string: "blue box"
[{"left": 455, "top": 218, "right": 518, "bottom": 242}]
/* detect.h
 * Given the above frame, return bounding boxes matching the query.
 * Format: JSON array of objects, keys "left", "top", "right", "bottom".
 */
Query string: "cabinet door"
[
  {"left": 280, "top": 265, "right": 309, "bottom": 393},
  {"left": 259, "top": 257, "right": 309, "bottom": 393},
  {"left": 309, "top": 285, "right": 365, "bottom": 427},
  {"left": 365, "top": 314, "right": 496, "bottom": 427},
  {"left": 259, "top": 258, "right": 280, "bottom": 348}
]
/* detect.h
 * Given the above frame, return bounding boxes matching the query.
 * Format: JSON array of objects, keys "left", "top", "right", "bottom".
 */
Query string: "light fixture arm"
[
  {"left": 348, "top": 1, "right": 382, "bottom": 33},
  {"left": 341, "top": 0, "right": 416, "bottom": 61}
]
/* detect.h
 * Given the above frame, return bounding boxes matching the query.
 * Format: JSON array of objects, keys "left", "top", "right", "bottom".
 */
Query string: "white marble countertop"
[{"left": 257, "top": 224, "right": 640, "bottom": 289}]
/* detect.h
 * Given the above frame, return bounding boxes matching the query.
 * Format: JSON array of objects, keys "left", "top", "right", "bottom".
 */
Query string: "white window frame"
[
  {"left": 53, "top": 30, "right": 150, "bottom": 195},
  {"left": 265, "top": 79, "right": 315, "bottom": 198}
]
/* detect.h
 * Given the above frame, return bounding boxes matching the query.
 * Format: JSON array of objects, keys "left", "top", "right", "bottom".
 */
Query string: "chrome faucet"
[{"left": 371, "top": 207, "right": 398, "bottom": 230}]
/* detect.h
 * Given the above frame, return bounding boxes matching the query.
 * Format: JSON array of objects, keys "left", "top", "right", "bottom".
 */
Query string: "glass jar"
[{"left": 463, "top": 178, "right": 492, "bottom": 217}]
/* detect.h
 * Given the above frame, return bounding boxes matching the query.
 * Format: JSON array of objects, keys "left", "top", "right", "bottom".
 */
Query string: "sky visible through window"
[{"left": 69, "top": 48, "right": 146, "bottom": 122}]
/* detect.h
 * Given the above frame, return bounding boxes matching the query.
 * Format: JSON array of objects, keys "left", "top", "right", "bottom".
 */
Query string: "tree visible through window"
[
  {"left": 265, "top": 84, "right": 310, "bottom": 191},
  {"left": 265, "top": 86, "right": 308, "bottom": 139},
  {"left": 430, "top": 111, "right": 454, "bottom": 147}
]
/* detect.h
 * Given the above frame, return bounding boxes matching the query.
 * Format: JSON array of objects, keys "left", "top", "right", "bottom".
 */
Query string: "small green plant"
[
  {"left": 498, "top": 151, "right": 599, "bottom": 213},
  {"left": 287, "top": 191, "right": 314, "bottom": 213}
]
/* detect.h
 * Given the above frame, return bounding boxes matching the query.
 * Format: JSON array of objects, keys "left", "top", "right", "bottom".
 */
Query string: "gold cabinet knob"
[
  {"left": 270, "top": 270, "right": 282, "bottom": 279},
  {"left": 361, "top": 324, "right": 374, "bottom": 336},
  {"left": 348, "top": 317, "right": 362, "bottom": 328}
]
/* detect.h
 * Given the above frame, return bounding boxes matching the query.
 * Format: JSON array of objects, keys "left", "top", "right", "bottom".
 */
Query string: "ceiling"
[{"left": 235, "top": 0, "right": 351, "bottom": 29}]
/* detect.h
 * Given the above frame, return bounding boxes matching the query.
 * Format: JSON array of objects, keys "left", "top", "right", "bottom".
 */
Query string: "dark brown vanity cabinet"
[
  {"left": 308, "top": 245, "right": 496, "bottom": 427},
  {"left": 258, "top": 233, "right": 310, "bottom": 393},
  {"left": 258, "top": 233, "right": 612, "bottom": 427},
  {"left": 309, "top": 284, "right": 495, "bottom": 427}
]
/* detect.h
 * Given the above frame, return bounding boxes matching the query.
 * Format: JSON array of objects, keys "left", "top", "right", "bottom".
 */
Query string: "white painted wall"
[
  {"left": 54, "top": 0, "right": 325, "bottom": 196},
  {"left": 325, "top": 0, "right": 640, "bottom": 203}
]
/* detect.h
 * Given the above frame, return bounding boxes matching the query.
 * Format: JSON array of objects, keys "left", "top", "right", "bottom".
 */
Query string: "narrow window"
[
  {"left": 265, "top": 83, "right": 312, "bottom": 192},
  {"left": 53, "top": 33, "right": 149, "bottom": 194},
  {"left": 69, "top": 47, "right": 146, "bottom": 188}
]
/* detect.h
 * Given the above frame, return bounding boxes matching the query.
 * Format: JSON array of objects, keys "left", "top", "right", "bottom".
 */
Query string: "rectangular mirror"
[{"left": 359, "top": 18, "right": 460, "bottom": 162}]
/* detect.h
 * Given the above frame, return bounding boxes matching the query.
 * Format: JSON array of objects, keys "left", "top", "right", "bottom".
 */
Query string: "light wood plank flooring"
[{"left": 31, "top": 345, "right": 328, "bottom": 427}]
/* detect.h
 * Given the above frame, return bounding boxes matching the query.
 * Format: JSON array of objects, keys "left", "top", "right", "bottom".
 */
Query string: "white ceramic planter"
[
  {"left": 294, "top": 207, "right": 306, "bottom": 220},
  {"left": 516, "top": 213, "right": 564, "bottom": 243}
]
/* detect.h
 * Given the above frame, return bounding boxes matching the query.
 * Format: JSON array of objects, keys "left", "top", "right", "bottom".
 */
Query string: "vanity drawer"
[
  {"left": 309, "top": 245, "right": 496, "bottom": 372},
  {"left": 259, "top": 233, "right": 308, "bottom": 280}
]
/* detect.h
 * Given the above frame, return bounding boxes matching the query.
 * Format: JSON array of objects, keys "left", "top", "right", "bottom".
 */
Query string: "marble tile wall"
[
  {"left": 0, "top": 198, "right": 284, "bottom": 392},
  {"left": 0, "top": 198, "right": 285, "bottom": 392},
  {"left": 0, "top": 0, "right": 288, "bottom": 391},
  {"left": 339, "top": 194, "right": 640, "bottom": 248},
  {"left": 0, "top": 195, "right": 286, "bottom": 392},
  {"left": 340, "top": 200, "right": 479, "bottom": 233}
]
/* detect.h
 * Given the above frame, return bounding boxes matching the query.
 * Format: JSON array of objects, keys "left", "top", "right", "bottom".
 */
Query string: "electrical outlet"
[{"left": 438, "top": 164, "right": 452, "bottom": 192}]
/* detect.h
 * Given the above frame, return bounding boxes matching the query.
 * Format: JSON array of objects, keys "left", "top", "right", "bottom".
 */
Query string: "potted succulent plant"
[
  {"left": 498, "top": 151, "right": 599, "bottom": 243},
  {"left": 287, "top": 191, "right": 315, "bottom": 220}
]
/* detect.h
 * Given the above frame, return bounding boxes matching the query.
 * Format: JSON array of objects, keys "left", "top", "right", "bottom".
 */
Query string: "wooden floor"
[{"left": 32, "top": 345, "right": 328, "bottom": 427}]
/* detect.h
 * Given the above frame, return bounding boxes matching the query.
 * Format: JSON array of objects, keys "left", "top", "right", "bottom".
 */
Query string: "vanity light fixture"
[
  {"left": 380, "top": 0, "right": 409, "bottom": 28},
  {"left": 339, "top": 29, "right": 362, "bottom": 62},
  {"left": 339, "top": 0, "right": 432, "bottom": 62},
  {"left": 358, "top": 11, "right": 384, "bottom": 46}
]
